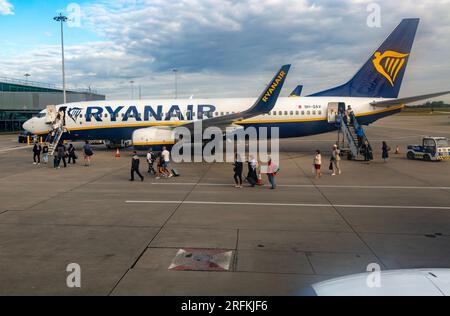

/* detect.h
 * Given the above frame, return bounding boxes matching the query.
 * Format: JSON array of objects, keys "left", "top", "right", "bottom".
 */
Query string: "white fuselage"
[{"left": 23, "top": 96, "right": 403, "bottom": 141}]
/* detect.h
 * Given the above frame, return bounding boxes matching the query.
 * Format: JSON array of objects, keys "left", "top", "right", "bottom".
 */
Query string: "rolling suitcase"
[{"left": 171, "top": 168, "right": 181, "bottom": 177}]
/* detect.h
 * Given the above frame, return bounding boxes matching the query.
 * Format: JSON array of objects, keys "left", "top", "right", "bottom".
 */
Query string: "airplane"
[{"left": 23, "top": 18, "right": 450, "bottom": 149}]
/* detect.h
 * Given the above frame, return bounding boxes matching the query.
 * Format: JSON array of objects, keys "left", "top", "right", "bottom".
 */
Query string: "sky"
[{"left": 0, "top": 0, "right": 449, "bottom": 102}]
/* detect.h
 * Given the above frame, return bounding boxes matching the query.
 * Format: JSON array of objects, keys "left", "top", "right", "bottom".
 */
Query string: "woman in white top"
[{"left": 313, "top": 150, "right": 322, "bottom": 179}]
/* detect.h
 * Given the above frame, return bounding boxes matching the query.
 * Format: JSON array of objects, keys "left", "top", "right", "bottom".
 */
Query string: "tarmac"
[{"left": 0, "top": 114, "right": 449, "bottom": 296}]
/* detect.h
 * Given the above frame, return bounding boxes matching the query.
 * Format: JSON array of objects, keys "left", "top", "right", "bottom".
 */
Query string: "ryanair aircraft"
[{"left": 23, "top": 19, "right": 450, "bottom": 148}]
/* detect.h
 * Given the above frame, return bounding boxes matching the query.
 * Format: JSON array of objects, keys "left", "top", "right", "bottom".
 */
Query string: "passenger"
[
  {"left": 233, "top": 154, "right": 243, "bottom": 188},
  {"left": 32, "top": 142, "right": 42, "bottom": 165},
  {"left": 146, "top": 148, "right": 156, "bottom": 174},
  {"left": 53, "top": 151, "right": 60, "bottom": 169},
  {"left": 57, "top": 142, "right": 67, "bottom": 168},
  {"left": 155, "top": 154, "right": 163, "bottom": 180},
  {"left": 267, "top": 158, "right": 278, "bottom": 190},
  {"left": 382, "top": 141, "right": 391, "bottom": 162},
  {"left": 313, "top": 150, "right": 322, "bottom": 179},
  {"left": 247, "top": 155, "right": 258, "bottom": 187},
  {"left": 331, "top": 144, "right": 342, "bottom": 176},
  {"left": 363, "top": 140, "right": 373, "bottom": 162},
  {"left": 161, "top": 147, "right": 173, "bottom": 178},
  {"left": 83, "top": 141, "right": 94, "bottom": 167},
  {"left": 130, "top": 151, "right": 144, "bottom": 182},
  {"left": 68, "top": 144, "right": 77, "bottom": 164},
  {"left": 356, "top": 127, "right": 364, "bottom": 148},
  {"left": 42, "top": 143, "right": 49, "bottom": 164},
  {"left": 347, "top": 106, "right": 354, "bottom": 124}
]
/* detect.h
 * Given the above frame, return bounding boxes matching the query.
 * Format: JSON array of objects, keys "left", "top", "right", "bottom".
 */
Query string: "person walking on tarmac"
[
  {"left": 146, "top": 148, "right": 156, "bottom": 174},
  {"left": 267, "top": 158, "right": 278, "bottom": 190},
  {"left": 32, "top": 142, "right": 42, "bottom": 165},
  {"left": 246, "top": 155, "right": 258, "bottom": 187},
  {"left": 68, "top": 144, "right": 77, "bottom": 164},
  {"left": 331, "top": 144, "right": 342, "bottom": 176},
  {"left": 42, "top": 143, "right": 49, "bottom": 164},
  {"left": 130, "top": 151, "right": 144, "bottom": 182},
  {"left": 233, "top": 153, "right": 243, "bottom": 188},
  {"left": 83, "top": 141, "right": 94, "bottom": 167},
  {"left": 57, "top": 142, "right": 67, "bottom": 168},
  {"left": 382, "top": 141, "right": 391, "bottom": 162}
]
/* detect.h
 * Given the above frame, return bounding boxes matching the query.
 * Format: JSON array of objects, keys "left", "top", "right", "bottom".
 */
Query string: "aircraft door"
[{"left": 327, "top": 102, "right": 339, "bottom": 123}]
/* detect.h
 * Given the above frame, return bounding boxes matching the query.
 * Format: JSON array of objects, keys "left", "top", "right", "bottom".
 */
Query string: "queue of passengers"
[{"left": 31, "top": 140, "right": 94, "bottom": 169}]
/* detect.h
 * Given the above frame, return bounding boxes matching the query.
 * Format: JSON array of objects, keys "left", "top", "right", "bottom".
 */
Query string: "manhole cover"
[{"left": 169, "top": 248, "right": 233, "bottom": 271}]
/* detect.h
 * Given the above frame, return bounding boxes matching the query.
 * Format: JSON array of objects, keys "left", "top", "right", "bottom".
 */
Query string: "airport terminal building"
[{"left": 0, "top": 77, "right": 105, "bottom": 132}]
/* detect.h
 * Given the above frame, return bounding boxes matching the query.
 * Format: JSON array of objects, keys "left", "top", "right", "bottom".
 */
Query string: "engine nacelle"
[{"left": 132, "top": 127, "right": 176, "bottom": 148}]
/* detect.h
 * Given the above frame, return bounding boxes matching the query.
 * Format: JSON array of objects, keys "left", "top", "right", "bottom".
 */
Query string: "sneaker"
[
  {"left": 331, "top": 173, "right": 336, "bottom": 176},
  {"left": 33, "top": 162, "right": 37, "bottom": 165},
  {"left": 169, "top": 174, "right": 173, "bottom": 178},
  {"left": 156, "top": 177, "right": 161, "bottom": 180}
]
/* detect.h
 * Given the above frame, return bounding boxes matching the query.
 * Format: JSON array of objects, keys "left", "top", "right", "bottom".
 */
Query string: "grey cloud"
[{"left": 1, "top": 0, "right": 449, "bottom": 101}]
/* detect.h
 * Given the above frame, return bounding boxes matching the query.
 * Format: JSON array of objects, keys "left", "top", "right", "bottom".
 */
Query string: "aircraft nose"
[{"left": 23, "top": 119, "right": 33, "bottom": 133}]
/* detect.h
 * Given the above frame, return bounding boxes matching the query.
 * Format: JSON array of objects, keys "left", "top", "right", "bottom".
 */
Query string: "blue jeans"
[{"left": 268, "top": 174, "right": 276, "bottom": 189}]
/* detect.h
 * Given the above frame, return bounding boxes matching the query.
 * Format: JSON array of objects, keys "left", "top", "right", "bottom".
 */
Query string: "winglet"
[{"left": 247, "top": 64, "right": 291, "bottom": 114}]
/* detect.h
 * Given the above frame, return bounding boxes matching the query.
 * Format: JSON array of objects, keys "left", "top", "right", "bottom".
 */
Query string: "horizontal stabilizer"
[{"left": 371, "top": 91, "right": 450, "bottom": 107}]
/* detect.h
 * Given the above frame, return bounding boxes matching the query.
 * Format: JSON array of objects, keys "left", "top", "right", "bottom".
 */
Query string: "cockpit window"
[{"left": 37, "top": 112, "right": 46, "bottom": 118}]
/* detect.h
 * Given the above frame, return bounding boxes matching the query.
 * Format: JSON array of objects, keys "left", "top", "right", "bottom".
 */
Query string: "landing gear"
[{"left": 407, "top": 152, "right": 415, "bottom": 160}]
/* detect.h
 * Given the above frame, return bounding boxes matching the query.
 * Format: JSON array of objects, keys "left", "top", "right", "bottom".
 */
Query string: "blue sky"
[{"left": 1, "top": 0, "right": 449, "bottom": 101}]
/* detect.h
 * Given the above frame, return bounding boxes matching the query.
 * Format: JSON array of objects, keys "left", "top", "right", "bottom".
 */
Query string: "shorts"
[
  {"left": 314, "top": 164, "right": 321, "bottom": 170},
  {"left": 162, "top": 161, "right": 169, "bottom": 168}
]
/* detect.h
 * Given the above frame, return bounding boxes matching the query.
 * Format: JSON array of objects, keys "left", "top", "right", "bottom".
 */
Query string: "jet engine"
[{"left": 132, "top": 127, "right": 176, "bottom": 148}]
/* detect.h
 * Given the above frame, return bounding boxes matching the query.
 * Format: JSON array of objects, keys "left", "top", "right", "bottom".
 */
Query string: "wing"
[
  {"left": 371, "top": 91, "right": 450, "bottom": 107},
  {"left": 178, "top": 64, "right": 291, "bottom": 133}
]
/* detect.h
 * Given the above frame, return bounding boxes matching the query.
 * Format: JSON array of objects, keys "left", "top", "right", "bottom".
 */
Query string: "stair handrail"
[{"left": 339, "top": 114, "right": 359, "bottom": 158}]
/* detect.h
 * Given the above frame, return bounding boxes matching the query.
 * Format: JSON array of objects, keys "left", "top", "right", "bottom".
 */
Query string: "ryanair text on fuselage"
[{"left": 79, "top": 105, "right": 217, "bottom": 123}]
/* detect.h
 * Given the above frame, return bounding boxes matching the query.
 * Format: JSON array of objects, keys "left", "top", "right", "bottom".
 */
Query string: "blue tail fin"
[
  {"left": 290, "top": 85, "right": 303, "bottom": 97},
  {"left": 309, "top": 18, "right": 419, "bottom": 98}
]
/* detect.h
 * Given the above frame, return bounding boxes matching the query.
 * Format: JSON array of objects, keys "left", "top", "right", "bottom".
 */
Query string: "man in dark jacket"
[
  {"left": 57, "top": 142, "right": 67, "bottom": 168},
  {"left": 130, "top": 151, "right": 144, "bottom": 182},
  {"left": 33, "top": 142, "right": 42, "bottom": 165},
  {"left": 68, "top": 144, "right": 77, "bottom": 164}
]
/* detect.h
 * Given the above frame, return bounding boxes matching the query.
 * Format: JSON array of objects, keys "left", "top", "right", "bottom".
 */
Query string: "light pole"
[
  {"left": 24, "top": 73, "right": 31, "bottom": 84},
  {"left": 54, "top": 13, "right": 68, "bottom": 105},
  {"left": 172, "top": 69, "right": 178, "bottom": 99},
  {"left": 130, "top": 81, "right": 135, "bottom": 99}
]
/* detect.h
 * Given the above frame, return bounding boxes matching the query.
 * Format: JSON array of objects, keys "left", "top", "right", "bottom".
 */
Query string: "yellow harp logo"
[{"left": 372, "top": 51, "right": 409, "bottom": 86}]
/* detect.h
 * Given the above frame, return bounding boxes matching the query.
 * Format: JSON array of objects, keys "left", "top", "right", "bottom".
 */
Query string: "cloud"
[
  {"left": 1, "top": 0, "right": 450, "bottom": 101},
  {"left": 0, "top": 0, "right": 14, "bottom": 15}
]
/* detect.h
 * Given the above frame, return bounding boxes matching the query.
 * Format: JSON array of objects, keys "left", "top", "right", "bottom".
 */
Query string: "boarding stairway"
[
  {"left": 337, "top": 112, "right": 371, "bottom": 160},
  {"left": 44, "top": 127, "right": 65, "bottom": 156}
]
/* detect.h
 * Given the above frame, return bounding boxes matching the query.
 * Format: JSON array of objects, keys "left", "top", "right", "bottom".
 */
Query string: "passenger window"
[
  {"left": 313, "top": 111, "right": 316, "bottom": 115},
  {"left": 307, "top": 111, "right": 310, "bottom": 115},
  {"left": 279, "top": 111, "right": 282, "bottom": 116},
  {"left": 220, "top": 112, "right": 224, "bottom": 116},
  {"left": 295, "top": 111, "right": 299, "bottom": 115},
  {"left": 290, "top": 111, "right": 294, "bottom": 115},
  {"left": 318, "top": 111, "right": 322, "bottom": 115}
]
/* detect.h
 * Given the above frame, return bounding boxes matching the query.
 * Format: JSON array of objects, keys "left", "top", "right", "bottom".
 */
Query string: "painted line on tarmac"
[
  {"left": 147, "top": 182, "right": 450, "bottom": 190},
  {"left": 0, "top": 146, "right": 29, "bottom": 154},
  {"left": 126, "top": 200, "right": 450, "bottom": 210}
]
